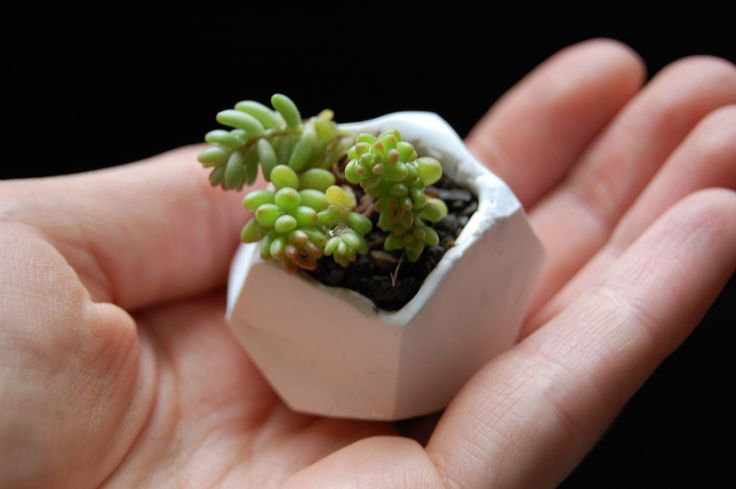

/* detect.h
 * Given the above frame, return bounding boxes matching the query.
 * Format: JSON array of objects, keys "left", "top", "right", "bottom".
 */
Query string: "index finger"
[{"left": 1, "top": 146, "right": 248, "bottom": 310}]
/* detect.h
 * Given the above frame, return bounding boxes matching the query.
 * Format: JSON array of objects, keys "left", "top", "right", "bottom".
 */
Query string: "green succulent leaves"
[
  {"left": 199, "top": 94, "right": 450, "bottom": 272},
  {"left": 344, "top": 130, "right": 446, "bottom": 262},
  {"left": 239, "top": 168, "right": 370, "bottom": 272},
  {"left": 197, "top": 94, "right": 349, "bottom": 190},
  {"left": 241, "top": 166, "right": 326, "bottom": 272},
  {"left": 320, "top": 185, "right": 371, "bottom": 267}
]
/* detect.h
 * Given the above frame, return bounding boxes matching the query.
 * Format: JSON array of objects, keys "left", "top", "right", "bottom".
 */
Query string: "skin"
[{"left": 1, "top": 39, "right": 735, "bottom": 488}]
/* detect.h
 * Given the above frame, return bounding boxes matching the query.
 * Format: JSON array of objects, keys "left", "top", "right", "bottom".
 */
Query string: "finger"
[
  {"left": 611, "top": 105, "right": 736, "bottom": 249},
  {"left": 283, "top": 437, "right": 445, "bottom": 489},
  {"left": 528, "top": 57, "right": 736, "bottom": 312},
  {"left": 529, "top": 104, "right": 736, "bottom": 332},
  {"left": 466, "top": 38, "right": 644, "bottom": 207},
  {"left": 1, "top": 146, "right": 248, "bottom": 310},
  {"left": 426, "top": 189, "right": 736, "bottom": 489}
]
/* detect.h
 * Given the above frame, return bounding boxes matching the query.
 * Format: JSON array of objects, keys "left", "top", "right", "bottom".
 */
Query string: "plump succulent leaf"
[
  {"left": 299, "top": 168, "right": 335, "bottom": 192},
  {"left": 235, "top": 100, "right": 280, "bottom": 129},
  {"left": 271, "top": 93, "right": 301, "bottom": 129},
  {"left": 216, "top": 110, "right": 265, "bottom": 137},
  {"left": 256, "top": 139, "right": 278, "bottom": 180},
  {"left": 241, "top": 217, "right": 264, "bottom": 242},
  {"left": 271, "top": 165, "right": 299, "bottom": 190},
  {"left": 205, "top": 129, "right": 244, "bottom": 149},
  {"left": 243, "top": 189, "right": 275, "bottom": 211},
  {"left": 299, "top": 189, "right": 328, "bottom": 211},
  {"left": 198, "top": 146, "right": 230, "bottom": 167},
  {"left": 224, "top": 150, "right": 246, "bottom": 190}
]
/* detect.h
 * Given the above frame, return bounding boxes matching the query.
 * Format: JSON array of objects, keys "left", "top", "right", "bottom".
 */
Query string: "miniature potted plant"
[{"left": 198, "top": 94, "right": 544, "bottom": 421}]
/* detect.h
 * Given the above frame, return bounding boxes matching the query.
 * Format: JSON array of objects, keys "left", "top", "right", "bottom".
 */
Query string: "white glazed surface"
[{"left": 226, "top": 112, "right": 544, "bottom": 420}]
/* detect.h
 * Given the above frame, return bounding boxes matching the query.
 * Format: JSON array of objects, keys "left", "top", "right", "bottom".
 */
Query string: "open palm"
[{"left": 2, "top": 40, "right": 735, "bottom": 489}]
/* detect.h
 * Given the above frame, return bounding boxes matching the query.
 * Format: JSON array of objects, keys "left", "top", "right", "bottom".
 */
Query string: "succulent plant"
[
  {"left": 198, "top": 94, "right": 447, "bottom": 272},
  {"left": 343, "top": 131, "right": 447, "bottom": 262}
]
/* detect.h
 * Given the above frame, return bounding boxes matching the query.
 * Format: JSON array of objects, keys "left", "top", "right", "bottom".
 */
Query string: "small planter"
[{"left": 226, "top": 112, "right": 544, "bottom": 421}]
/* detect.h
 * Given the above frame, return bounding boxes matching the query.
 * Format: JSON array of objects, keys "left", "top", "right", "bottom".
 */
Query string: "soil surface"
[{"left": 304, "top": 175, "right": 478, "bottom": 311}]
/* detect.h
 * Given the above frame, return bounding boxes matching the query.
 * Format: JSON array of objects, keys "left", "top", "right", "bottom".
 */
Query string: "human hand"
[{"left": 1, "top": 39, "right": 734, "bottom": 488}]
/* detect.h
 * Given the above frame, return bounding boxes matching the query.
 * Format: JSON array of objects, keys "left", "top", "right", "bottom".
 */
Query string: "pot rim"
[{"left": 227, "top": 111, "right": 524, "bottom": 326}]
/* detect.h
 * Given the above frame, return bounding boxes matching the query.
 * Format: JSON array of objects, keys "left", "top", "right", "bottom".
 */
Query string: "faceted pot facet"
[{"left": 226, "top": 112, "right": 545, "bottom": 421}]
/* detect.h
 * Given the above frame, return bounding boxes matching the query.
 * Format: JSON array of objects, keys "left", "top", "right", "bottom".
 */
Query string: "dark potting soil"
[{"left": 304, "top": 175, "right": 478, "bottom": 311}]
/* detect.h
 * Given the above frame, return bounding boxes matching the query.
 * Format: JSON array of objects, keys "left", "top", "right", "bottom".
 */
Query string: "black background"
[{"left": 5, "top": 13, "right": 735, "bottom": 488}]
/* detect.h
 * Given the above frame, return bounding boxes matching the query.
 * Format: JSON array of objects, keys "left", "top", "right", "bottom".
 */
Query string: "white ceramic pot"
[{"left": 226, "top": 112, "right": 544, "bottom": 421}]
